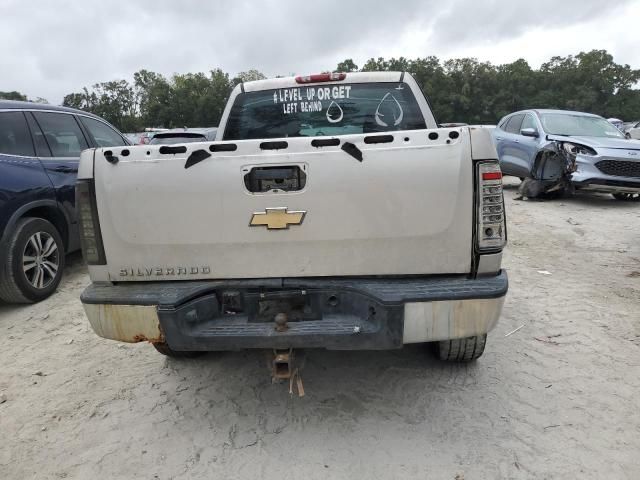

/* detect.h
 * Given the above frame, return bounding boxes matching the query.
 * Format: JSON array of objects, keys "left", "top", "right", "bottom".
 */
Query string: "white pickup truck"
[{"left": 77, "top": 72, "right": 508, "bottom": 362}]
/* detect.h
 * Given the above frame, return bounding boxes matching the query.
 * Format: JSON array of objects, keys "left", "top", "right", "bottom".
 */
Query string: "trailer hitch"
[
  {"left": 272, "top": 348, "right": 294, "bottom": 379},
  {"left": 269, "top": 348, "right": 305, "bottom": 397}
]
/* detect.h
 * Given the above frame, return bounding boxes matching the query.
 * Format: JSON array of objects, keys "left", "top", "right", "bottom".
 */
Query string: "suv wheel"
[
  {"left": 437, "top": 334, "right": 487, "bottom": 362},
  {"left": 0, "top": 218, "right": 65, "bottom": 303},
  {"left": 612, "top": 192, "right": 640, "bottom": 201}
]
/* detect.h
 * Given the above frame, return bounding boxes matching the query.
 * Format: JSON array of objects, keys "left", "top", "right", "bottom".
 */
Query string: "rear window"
[{"left": 223, "top": 82, "right": 427, "bottom": 140}]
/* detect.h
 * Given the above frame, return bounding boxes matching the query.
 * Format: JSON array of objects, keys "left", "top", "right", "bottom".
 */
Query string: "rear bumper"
[{"left": 81, "top": 272, "right": 508, "bottom": 351}]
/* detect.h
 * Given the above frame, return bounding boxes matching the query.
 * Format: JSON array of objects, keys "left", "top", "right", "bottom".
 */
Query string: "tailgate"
[{"left": 92, "top": 129, "right": 473, "bottom": 281}]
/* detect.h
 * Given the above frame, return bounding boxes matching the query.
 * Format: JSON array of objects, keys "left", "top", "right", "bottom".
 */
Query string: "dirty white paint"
[
  {"left": 83, "top": 303, "right": 162, "bottom": 343},
  {"left": 402, "top": 296, "right": 504, "bottom": 343}
]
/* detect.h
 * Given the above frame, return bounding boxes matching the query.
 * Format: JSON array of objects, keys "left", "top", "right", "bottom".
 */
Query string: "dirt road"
[{"left": 1, "top": 178, "right": 639, "bottom": 479}]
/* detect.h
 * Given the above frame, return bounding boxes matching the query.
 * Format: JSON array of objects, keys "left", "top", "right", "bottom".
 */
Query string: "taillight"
[
  {"left": 477, "top": 162, "right": 506, "bottom": 251},
  {"left": 295, "top": 72, "right": 346, "bottom": 84},
  {"left": 482, "top": 171, "right": 502, "bottom": 181},
  {"left": 75, "top": 179, "right": 106, "bottom": 265}
]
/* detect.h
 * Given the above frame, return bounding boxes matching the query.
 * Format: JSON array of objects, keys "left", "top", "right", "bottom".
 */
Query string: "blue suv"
[{"left": 0, "top": 101, "right": 129, "bottom": 303}]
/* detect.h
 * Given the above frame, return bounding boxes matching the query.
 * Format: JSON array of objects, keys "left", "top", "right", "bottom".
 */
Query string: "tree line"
[
  {"left": 2, "top": 50, "right": 638, "bottom": 131},
  {"left": 0, "top": 90, "right": 49, "bottom": 105}
]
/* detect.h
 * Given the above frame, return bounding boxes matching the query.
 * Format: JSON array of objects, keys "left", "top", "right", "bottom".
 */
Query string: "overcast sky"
[{"left": 1, "top": 0, "right": 639, "bottom": 103}]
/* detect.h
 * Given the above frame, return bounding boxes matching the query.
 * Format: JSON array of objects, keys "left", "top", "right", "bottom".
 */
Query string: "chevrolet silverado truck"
[{"left": 77, "top": 72, "right": 508, "bottom": 362}]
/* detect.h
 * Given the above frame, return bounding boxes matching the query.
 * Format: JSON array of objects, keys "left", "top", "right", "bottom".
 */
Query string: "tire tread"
[
  {"left": 0, "top": 217, "right": 64, "bottom": 303},
  {"left": 438, "top": 335, "right": 487, "bottom": 362},
  {"left": 0, "top": 218, "right": 34, "bottom": 303}
]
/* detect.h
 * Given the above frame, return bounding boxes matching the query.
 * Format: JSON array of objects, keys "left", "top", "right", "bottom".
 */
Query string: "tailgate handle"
[{"left": 244, "top": 165, "right": 306, "bottom": 193}]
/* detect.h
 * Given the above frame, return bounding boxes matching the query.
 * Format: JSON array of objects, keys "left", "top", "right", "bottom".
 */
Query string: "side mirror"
[{"left": 521, "top": 128, "right": 539, "bottom": 138}]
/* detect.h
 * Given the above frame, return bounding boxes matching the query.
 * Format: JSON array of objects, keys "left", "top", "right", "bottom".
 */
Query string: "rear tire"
[
  {"left": 152, "top": 342, "right": 204, "bottom": 358},
  {"left": 612, "top": 192, "right": 640, "bottom": 202},
  {"left": 437, "top": 334, "right": 487, "bottom": 362},
  {"left": 0, "top": 217, "right": 65, "bottom": 303}
]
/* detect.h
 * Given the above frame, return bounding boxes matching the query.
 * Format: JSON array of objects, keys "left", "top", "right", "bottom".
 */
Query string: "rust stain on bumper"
[{"left": 82, "top": 304, "right": 163, "bottom": 343}]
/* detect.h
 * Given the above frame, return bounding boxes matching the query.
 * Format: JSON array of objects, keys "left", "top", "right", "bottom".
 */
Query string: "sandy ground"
[{"left": 1, "top": 177, "right": 639, "bottom": 480}]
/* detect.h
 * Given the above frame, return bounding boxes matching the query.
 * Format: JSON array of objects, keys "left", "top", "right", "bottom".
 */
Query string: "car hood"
[{"left": 547, "top": 134, "right": 640, "bottom": 150}]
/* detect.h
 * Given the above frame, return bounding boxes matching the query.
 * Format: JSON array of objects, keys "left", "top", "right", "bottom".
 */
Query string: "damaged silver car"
[{"left": 493, "top": 109, "right": 640, "bottom": 201}]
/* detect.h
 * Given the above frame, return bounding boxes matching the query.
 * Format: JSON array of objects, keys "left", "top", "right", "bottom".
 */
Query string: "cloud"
[
  {"left": 0, "top": 0, "right": 637, "bottom": 103},
  {"left": 430, "top": 0, "right": 632, "bottom": 43}
]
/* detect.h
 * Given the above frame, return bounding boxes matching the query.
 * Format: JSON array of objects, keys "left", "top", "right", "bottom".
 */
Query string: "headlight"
[{"left": 563, "top": 142, "right": 597, "bottom": 156}]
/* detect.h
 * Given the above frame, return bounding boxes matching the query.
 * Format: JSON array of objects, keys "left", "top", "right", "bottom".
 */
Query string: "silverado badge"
[{"left": 250, "top": 207, "right": 306, "bottom": 229}]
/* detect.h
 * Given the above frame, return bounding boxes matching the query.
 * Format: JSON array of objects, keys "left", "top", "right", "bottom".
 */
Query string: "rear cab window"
[
  {"left": 0, "top": 111, "right": 35, "bottom": 157},
  {"left": 223, "top": 82, "right": 427, "bottom": 140}
]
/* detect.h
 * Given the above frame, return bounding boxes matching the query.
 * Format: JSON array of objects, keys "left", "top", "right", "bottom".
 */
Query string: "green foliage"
[
  {"left": 351, "top": 50, "right": 640, "bottom": 123},
  {"left": 168, "top": 70, "right": 233, "bottom": 129},
  {"left": 0, "top": 91, "right": 28, "bottom": 101},
  {"left": 64, "top": 69, "right": 236, "bottom": 131},
  {"left": 60, "top": 50, "right": 640, "bottom": 131},
  {"left": 0, "top": 91, "right": 27, "bottom": 101},
  {"left": 233, "top": 69, "right": 267, "bottom": 85},
  {"left": 335, "top": 59, "right": 358, "bottom": 72},
  {"left": 0, "top": 91, "right": 50, "bottom": 104}
]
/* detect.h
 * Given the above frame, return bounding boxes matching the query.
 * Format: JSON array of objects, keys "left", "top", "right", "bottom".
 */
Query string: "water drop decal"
[
  {"left": 326, "top": 101, "right": 344, "bottom": 124},
  {"left": 375, "top": 93, "right": 404, "bottom": 127}
]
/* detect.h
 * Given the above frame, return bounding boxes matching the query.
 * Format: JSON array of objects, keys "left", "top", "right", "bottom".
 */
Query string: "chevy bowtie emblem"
[{"left": 250, "top": 207, "right": 306, "bottom": 229}]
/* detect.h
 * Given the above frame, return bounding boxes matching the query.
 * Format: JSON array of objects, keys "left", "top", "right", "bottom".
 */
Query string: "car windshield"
[
  {"left": 223, "top": 82, "right": 426, "bottom": 140},
  {"left": 540, "top": 113, "right": 624, "bottom": 138}
]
